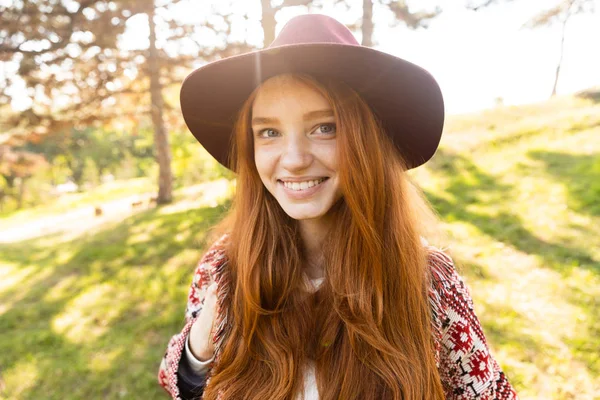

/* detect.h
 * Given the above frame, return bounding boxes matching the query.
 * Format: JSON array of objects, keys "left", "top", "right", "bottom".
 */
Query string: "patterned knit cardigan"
[{"left": 158, "top": 235, "right": 519, "bottom": 399}]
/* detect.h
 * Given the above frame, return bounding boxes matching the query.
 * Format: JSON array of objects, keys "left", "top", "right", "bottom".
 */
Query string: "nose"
[{"left": 280, "top": 134, "right": 313, "bottom": 172}]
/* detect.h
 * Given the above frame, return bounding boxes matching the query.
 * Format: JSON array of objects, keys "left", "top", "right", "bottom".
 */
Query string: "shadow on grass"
[
  {"left": 526, "top": 151, "right": 600, "bottom": 217},
  {"left": 478, "top": 302, "right": 541, "bottom": 389},
  {"left": 426, "top": 149, "right": 598, "bottom": 275},
  {"left": 480, "top": 127, "right": 547, "bottom": 151},
  {"left": 566, "top": 118, "right": 600, "bottom": 134},
  {"left": 576, "top": 88, "right": 600, "bottom": 104},
  {"left": 564, "top": 284, "right": 600, "bottom": 376},
  {"left": 0, "top": 200, "right": 230, "bottom": 399},
  {"left": 425, "top": 148, "right": 600, "bottom": 378}
]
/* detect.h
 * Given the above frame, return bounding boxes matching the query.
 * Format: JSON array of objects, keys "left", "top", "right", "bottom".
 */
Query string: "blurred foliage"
[
  {"left": 0, "top": 145, "right": 47, "bottom": 210},
  {"left": 0, "top": 0, "right": 254, "bottom": 134},
  {"left": 0, "top": 120, "right": 232, "bottom": 213},
  {"left": 0, "top": 0, "right": 256, "bottom": 204}
]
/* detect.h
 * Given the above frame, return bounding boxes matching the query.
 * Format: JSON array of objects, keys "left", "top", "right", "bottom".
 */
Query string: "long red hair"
[{"left": 205, "top": 73, "right": 446, "bottom": 399}]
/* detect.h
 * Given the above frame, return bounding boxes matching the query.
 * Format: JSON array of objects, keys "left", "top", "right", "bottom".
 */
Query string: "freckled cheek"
[
  {"left": 316, "top": 146, "right": 339, "bottom": 172},
  {"left": 254, "top": 149, "right": 279, "bottom": 185}
]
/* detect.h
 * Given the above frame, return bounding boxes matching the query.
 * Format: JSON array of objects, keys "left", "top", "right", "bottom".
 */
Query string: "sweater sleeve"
[
  {"left": 184, "top": 335, "right": 214, "bottom": 374},
  {"left": 158, "top": 236, "right": 228, "bottom": 399},
  {"left": 428, "top": 248, "right": 519, "bottom": 400}
]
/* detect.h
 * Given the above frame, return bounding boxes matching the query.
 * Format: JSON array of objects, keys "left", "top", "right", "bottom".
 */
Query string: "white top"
[{"left": 185, "top": 275, "right": 325, "bottom": 399}]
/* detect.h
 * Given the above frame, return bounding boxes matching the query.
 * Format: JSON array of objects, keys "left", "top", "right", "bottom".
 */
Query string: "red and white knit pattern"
[
  {"left": 158, "top": 236, "right": 519, "bottom": 399},
  {"left": 427, "top": 249, "right": 517, "bottom": 399},
  {"left": 157, "top": 235, "right": 227, "bottom": 398}
]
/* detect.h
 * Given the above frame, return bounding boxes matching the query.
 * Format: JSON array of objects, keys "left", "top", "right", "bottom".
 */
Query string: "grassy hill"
[
  {"left": 1, "top": 94, "right": 599, "bottom": 399},
  {"left": 410, "top": 93, "right": 600, "bottom": 398}
]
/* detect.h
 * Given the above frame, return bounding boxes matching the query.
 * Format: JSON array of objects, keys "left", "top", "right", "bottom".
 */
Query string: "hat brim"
[{"left": 180, "top": 43, "right": 444, "bottom": 170}]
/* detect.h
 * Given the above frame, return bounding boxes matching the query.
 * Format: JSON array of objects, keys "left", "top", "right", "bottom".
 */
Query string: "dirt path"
[
  {"left": 0, "top": 180, "right": 232, "bottom": 244},
  {"left": 0, "top": 193, "right": 154, "bottom": 243}
]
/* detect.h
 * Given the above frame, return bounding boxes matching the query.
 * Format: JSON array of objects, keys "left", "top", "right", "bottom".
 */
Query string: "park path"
[
  {"left": 0, "top": 179, "right": 231, "bottom": 244},
  {"left": 0, "top": 193, "right": 155, "bottom": 243}
]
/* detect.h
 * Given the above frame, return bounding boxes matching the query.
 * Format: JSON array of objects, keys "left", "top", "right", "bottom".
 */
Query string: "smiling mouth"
[{"left": 278, "top": 178, "right": 329, "bottom": 191}]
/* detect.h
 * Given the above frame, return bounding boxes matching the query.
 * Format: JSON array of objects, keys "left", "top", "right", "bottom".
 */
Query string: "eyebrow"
[{"left": 251, "top": 109, "right": 334, "bottom": 126}]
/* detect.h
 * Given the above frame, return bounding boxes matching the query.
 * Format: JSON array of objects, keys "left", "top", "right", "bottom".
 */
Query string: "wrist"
[{"left": 188, "top": 330, "right": 213, "bottom": 361}]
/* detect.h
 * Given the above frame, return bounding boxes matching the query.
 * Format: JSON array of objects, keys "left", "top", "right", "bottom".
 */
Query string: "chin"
[{"left": 279, "top": 204, "right": 330, "bottom": 221}]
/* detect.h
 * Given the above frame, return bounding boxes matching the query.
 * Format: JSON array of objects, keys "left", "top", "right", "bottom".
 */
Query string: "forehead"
[{"left": 252, "top": 75, "right": 331, "bottom": 115}]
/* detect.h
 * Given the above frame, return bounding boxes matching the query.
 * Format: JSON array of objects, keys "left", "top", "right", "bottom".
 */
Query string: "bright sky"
[
  {"left": 266, "top": 0, "right": 600, "bottom": 114},
  {"left": 105, "top": 0, "right": 600, "bottom": 114},
  {"left": 4, "top": 0, "right": 600, "bottom": 115}
]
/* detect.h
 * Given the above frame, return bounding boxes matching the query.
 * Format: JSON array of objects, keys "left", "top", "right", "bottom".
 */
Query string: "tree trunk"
[
  {"left": 551, "top": 14, "right": 569, "bottom": 98},
  {"left": 261, "top": 0, "right": 276, "bottom": 47},
  {"left": 4, "top": 176, "right": 15, "bottom": 210},
  {"left": 66, "top": 156, "right": 85, "bottom": 189},
  {"left": 97, "top": 165, "right": 105, "bottom": 183},
  {"left": 362, "top": 0, "right": 374, "bottom": 47},
  {"left": 148, "top": 3, "right": 173, "bottom": 204},
  {"left": 17, "top": 177, "right": 25, "bottom": 209}
]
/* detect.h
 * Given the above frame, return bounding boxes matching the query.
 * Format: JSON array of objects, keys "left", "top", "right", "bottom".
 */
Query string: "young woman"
[{"left": 157, "top": 14, "right": 519, "bottom": 400}]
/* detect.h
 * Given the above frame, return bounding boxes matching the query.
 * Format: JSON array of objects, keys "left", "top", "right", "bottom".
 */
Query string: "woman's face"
[{"left": 251, "top": 75, "right": 342, "bottom": 221}]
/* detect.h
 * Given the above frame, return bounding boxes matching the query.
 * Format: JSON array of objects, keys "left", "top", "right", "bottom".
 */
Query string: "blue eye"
[
  {"left": 316, "top": 123, "right": 336, "bottom": 135},
  {"left": 258, "top": 128, "right": 279, "bottom": 138}
]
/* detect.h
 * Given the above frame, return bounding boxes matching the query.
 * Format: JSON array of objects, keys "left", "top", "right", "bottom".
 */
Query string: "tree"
[
  {"left": 27, "top": 127, "right": 133, "bottom": 186},
  {"left": 526, "top": 0, "right": 595, "bottom": 97},
  {"left": 260, "top": 0, "right": 315, "bottom": 46},
  {"left": 0, "top": 141, "right": 47, "bottom": 210},
  {"left": 1, "top": 0, "right": 254, "bottom": 204},
  {"left": 466, "top": 0, "right": 514, "bottom": 11},
  {"left": 0, "top": 0, "right": 134, "bottom": 132},
  {"left": 147, "top": 1, "right": 173, "bottom": 203},
  {"left": 334, "top": 0, "right": 441, "bottom": 47},
  {"left": 258, "top": 0, "right": 441, "bottom": 49},
  {"left": 467, "top": 0, "right": 596, "bottom": 98}
]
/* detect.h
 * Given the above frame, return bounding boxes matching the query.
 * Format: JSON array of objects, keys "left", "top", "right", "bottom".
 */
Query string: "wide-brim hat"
[{"left": 180, "top": 14, "right": 444, "bottom": 170}]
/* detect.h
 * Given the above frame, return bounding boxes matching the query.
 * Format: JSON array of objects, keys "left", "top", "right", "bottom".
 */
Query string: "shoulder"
[
  {"left": 420, "top": 236, "right": 461, "bottom": 286},
  {"left": 424, "top": 244, "right": 470, "bottom": 302},
  {"left": 425, "top": 243, "right": 458, "bottom": 280},
  {"left": 424, "top": 243, "right": 476, "bottom": 318},
  {"left": 424, "top": 244, "right": 476, "bottom": 360},
  {"left": 190, "top": 233, "right": 230, "bottom": 293},
  {"left": 198, "top": 233, "right": 230, "bottom": 267},
  {"left": 185, "top": 233, "right": 231, "bottom": 319},
  {"left": 423, "top": 245, "right": 457, "bottom": 351}
]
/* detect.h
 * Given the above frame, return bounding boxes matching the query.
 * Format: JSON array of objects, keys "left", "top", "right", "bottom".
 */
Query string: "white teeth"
[{"left": 282, "top": 178, "right": 326, "bottom": 191}]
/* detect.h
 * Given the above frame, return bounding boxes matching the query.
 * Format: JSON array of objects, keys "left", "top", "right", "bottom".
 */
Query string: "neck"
[{"left": 298, "top": 216, "right": 330, "bottom": 280}]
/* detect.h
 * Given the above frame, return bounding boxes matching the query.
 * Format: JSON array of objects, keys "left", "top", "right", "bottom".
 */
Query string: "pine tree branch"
[{"left": 0, "top": 0, "right": 103, "bottom": 56}]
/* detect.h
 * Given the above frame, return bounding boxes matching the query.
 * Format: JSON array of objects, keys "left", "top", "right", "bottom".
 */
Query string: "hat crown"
[{"left": 269, "top": 14, "right": 359, "bottom": 48}]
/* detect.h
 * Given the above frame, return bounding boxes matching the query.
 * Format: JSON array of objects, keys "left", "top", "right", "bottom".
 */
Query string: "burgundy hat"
[{"left": 180, "top": 14, "right": 444, "bottom": 170}]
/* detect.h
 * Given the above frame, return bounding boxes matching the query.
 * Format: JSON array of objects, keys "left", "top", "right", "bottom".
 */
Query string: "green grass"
[
  {"left": 409, "top": 94, "right": 600, "bottom": 398},
  {"left": 0, "top": 194, "right": 231, "bottom": 399},
  {"left": 1, "top": 94, "right": 599, "bottom": 399}
]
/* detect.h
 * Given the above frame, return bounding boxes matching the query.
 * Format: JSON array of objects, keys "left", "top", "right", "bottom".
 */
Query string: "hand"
[{"left": 188, "top": 282, "right": 219, "bottom": 361}]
